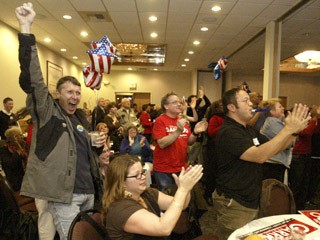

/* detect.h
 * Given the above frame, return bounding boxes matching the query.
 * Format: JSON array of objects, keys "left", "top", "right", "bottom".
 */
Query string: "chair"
[
  {"left": 258, "top": 178, "right": 296, "bottom": 218},
  {"left": 0, "top": 175, "right": 38, "bottom": 239},
  {"left": 68, "top": 209, "right": 110, "bottom": 240}
]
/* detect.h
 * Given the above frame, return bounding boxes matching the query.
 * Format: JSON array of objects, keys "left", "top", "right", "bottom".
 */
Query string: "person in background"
[
  {"left": 186, "top": 86, "right": 210, "bottom": 131},
  {"left": 202, "top": 99, "right": 224, "bottom": 206},
  {"left": 289, "top": 104, "right": 319, "bottom": 210},
  {"left": 0, "top": 127, "right": 28, "bottom": 192},
  {"left": 140, "top": 104, "right": 153, "bottom": 143},
  {"left": 212, "top": 87, "right": 310, "bottom": 239},
  {"left": 149, "top": 103, "right": 158, "bottom": 122},
  {"left": 117, "top": 98, "right": 140, "bottom": 131},
  {"left": 260, "top": 98, "right": 294, "bottom": 183},
  {"left": 102, "top": 155, "right": 203, "bottom": 239},
  {"left": 96, "top": 122, "right": 112, "bottom": 177},
  {"left": 91, "top": 97, "right": 107, "bottom": 130},
  {"left": 104, "top": 102, "right": 123, "bottom": 152},
  {"left": 120, "top": 125, "right": 152, "bottom": 163},
  {"left": 0, "top": 97, "right": 17, "bottom": 140},
  {"left": 152, "top": 92, "right": 207, "bottom": 190},
  {"left": 308, "top": 105, "right": 320, "bottom": 205},
  {"left": 186, "top": 86, "right": 210, "bottom": 166},
  {"left": 248, "top": 92, "right": 266, "bottom": 131},
  {"left": 15, "top": 3, "right": 105, "bottom": 239}
]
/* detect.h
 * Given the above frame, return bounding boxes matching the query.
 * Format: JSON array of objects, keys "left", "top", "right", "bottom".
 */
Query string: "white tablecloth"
[{"left": 228, "top": 214, "right": 320, "bottom": 240}]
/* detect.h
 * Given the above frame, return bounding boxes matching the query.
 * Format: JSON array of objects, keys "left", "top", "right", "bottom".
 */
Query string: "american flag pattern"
[
  {"left": 90, "top": 35, "right": 117, "bottom": 54},
  {"left": 83, "top": 66, "right": 103, "bottom": 90},
  {"left": 83, "top": 35, "right": 117, "bottom": 90}
]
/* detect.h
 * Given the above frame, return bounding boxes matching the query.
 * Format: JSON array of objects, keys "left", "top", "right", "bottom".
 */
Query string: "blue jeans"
[
  {"left": 48, "top": 193, "right": 94, "bottom": 240},
  {"left": 153, "top": 170, "right": 179, "bottom": 190}
]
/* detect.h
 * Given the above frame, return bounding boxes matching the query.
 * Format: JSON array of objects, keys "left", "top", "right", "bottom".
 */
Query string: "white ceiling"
[{"left": 0, "top": 0, "right": 319, "bottom": 74}]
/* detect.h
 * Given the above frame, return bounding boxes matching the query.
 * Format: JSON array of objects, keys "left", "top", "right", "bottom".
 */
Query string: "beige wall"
[{"left": 226, "top": 71, "right": 320, "bottom": 109}]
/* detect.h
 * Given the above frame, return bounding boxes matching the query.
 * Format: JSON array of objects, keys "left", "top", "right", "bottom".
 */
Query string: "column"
[{"left": 263, "top": 21, "right": 282, "bottom": 99}]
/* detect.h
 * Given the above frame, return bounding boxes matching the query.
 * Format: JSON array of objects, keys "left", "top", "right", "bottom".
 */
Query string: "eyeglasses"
[
  {"left": 126, "top": 169, "right": 147, "bottom": 180},
  {"left": 237, "top": 98, "right": 251, "bottom": 105},
  {"left": 168, "top": 101, "right": 182, "bottom": 105}
]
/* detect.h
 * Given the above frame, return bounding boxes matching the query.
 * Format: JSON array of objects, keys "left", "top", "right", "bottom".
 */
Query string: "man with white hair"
[{"left": 117, "top": 98, "right": 140, "bottom": 131}]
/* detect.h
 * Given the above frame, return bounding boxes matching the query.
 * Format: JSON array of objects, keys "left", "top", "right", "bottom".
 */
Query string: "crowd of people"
[{"left": 0, "top": 2, "right": 320, "bottom": 240}]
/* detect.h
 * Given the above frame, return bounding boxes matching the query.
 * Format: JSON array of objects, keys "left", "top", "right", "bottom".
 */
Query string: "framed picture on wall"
[{"left": 47, "top": 61, "right": 63, "bottom": 99}]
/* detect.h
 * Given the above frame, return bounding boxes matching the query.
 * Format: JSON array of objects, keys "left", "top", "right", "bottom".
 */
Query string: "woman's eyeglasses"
[{"left": 126, "top": 169, "right": 147, "bottom": 180}]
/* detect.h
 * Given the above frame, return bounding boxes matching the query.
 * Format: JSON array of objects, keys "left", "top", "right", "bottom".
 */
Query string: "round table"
[{"left": 228, "top": 214, "right": 320, "bottom": 240}]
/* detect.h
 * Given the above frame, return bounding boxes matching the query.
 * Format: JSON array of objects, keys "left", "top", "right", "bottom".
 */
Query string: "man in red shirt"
[{"left": 152, "top": 92, "right": 207, "bottom": 190}]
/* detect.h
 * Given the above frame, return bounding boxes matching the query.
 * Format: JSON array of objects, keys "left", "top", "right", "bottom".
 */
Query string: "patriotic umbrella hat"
[
  {"left": 83, "top": 35, "right": 118, "bottom": 90},
  {"left": 208, "top": 56, "right": 228, "bottom": 80}
]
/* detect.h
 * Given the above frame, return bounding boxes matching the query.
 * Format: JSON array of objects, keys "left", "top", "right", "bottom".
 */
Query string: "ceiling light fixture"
[
  {"left": 188, "top": 51, "right": 194, "bottom": 55},
  {"left": 82, "top": 62, "right": 87, "bottom": 65},
  {"left": 128, "top": 67, "right": 133, "bottom": 70},
  {"left": 201, "top": 27, "right": 208, "bottom": 32},
  {"left": 72, "top": 56, "right": 78, "bottom": 59},
  {"left": 184, "top": 58, "right": 190, "bottom": 62},
  {"left": 294, "top": 50, "right": 320, "bottom": 63},
  {"left": 80, "top": 31, "right": 88, "bottom": 37},
  {"left": 60, "top": 48, "right": 67, "bottom": 52},
  {"left": 181, "top": 64, "right": 186, "bottom": 67},
  {"left": 212, "top": 5, "right": 221, "bottom": 12},
  {"left": 193, "top": 40, "right": 200, "bottom": 45},
  {"left": 63, "top": 15, "right": 72, "bottom": 20},
  {"left": 149, "top": 16, "right": 157, "bottom": 22},
  {"left": 150, "top": 32, "right": 158, "bottom": 38},
  {"left": 44, "top": 37, "right": 51, "bottom": 43},
  {"left": 153, "top": 68, "right": 158, "bottom": 71}
]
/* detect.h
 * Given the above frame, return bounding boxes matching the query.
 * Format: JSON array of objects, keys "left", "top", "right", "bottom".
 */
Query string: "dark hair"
[
  {"left": 206, "top": 99, "right": 224, "bottom": 121},
  {"left": 56, "top": 76, "right": 81, "bottom": 91},
  {"left": 106, "top": 102, "right": 117, "bottom": 114},
  {"left": 3, "top": 97, "right": 13, "bottom": 104},
  {"left": 187, "top": 95, "right": 197, "bottom": 104},
  {"left": 222, "top": 87, "right": 241, "bottom": 114},
  {"left": 142, "top": 104, "right": 149, "bottom": 111},
  {"left": 161, "top": 92, "right": 177, "bottom": 112}
]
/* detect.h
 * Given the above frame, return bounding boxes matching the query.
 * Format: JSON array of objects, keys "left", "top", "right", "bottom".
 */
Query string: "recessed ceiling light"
[
  {"left": 63, "top": 15, "right": 72, "bottom": 20},
  {"left": 72, "top": 56, "right": 78, "bottom": 59},
  {"left": 184, "top": 58, "right": 190, "bottom": 62},
  {"left": 80, "top": 31, "right": 88, "bottom": 37},
  {"left": 153, "top": 68, "right": 158, "bottom": 71},
  {"left": 60, "top": 48, "right": 67, "bottom": 52},
  {"left": 128, "top": 67, "right": 133, "bottom": 71},
  {"left": 44, "top": 37, "right": 51, "bottom": 43},
  {"left": 149, "top": 16, "right": 157, "bottom": 22},
  {"left": 181, "top": 64, "right": 186, "bottom": 67},
  {"left": 193, "top": 40, "right": 200, "bottom": 45},
  {"left": 150, "top": 32, "right": 158, "bottom": 38},
  {"left": 201, "top": 27, "right": 208, "bottom": 32},
  {"left": 82, "top": 62, "right": 87, "bottom": 66},
  {"left": 188, "top": 51, "right": 194, "bottom": 55},
  {"left": 212, "top": 5, "right": 221, "bottom": 12}
]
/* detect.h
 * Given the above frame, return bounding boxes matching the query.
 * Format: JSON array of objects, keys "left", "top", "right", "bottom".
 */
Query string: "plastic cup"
[{"left": 90, "top": 131, "right": 100, "bottom": 147}]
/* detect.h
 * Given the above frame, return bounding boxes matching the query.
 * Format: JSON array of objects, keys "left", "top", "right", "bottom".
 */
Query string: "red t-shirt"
[{"left": 152, "top": 114, "right": 190, "bottom": 173}]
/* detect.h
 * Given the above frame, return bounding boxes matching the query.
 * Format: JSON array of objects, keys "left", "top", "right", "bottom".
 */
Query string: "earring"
[{"left": 124, "top": 190, "right": 132, "bottom": 198}]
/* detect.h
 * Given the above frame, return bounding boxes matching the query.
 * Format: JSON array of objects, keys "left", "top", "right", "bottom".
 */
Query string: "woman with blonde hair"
[
  {"left": 1, "top": 126, "right": 29, "bottom": 191},
  {"left": 102, "top": 155, "right": 203, "bottom": 239}
]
